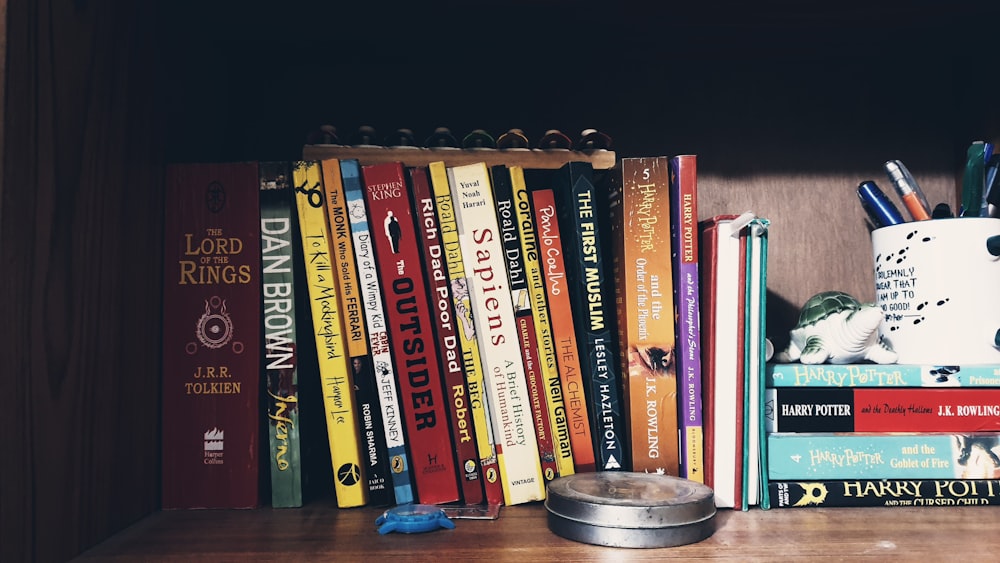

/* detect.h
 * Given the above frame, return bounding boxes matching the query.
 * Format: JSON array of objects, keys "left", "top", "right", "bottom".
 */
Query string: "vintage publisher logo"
[{"left": 204, "top": 427, "right": 224, "bottom": 465}]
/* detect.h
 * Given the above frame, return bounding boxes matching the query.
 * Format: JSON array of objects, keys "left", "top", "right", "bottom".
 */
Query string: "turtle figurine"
[{"left": 774, "top": 290, "right": 897, "bottom": 365}]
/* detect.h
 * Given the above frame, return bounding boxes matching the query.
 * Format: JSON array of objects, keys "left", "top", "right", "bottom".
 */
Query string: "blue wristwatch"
[{"left": 375, "top": 504, "right": 456, "bottom": 535}]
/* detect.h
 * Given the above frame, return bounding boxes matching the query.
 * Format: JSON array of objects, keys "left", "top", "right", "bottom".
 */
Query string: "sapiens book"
[
  {"left": 531, "top": 188, "right": 596, "bottom": 473},
  {"left": 668, "top": 154, "right": 705, "bottom": 484},
  {"left": 321, "top": 158, "right": 393, "bottom": 507},
  {"left": 765, "top": 387, "right": 1000, "bottom": 433},
  {"left": 292, "top": 160, "right": 367, "bottom": 508},
  {"left": 428, "top": 160, "right": 504, "bottom": 506},
  {"left": 769, "top": 479, "right": 1000, "bottom": 508},
  {"left": 162, "top": 162, "right": 262, "bottom": 510},
  {"left": 765, "top": 363, "right": 1000, "bottom": 388},
  {"left": 743, "top": 217, "right": 770, "bottom": 509},
  {"left": 361, "top": 160, "right": 460, "bottom": 505},
  {"left": 491, "top": 163, "right": 559, "bottom": 483},
  {"left": 510, "top": 165, "right": 575, "bottom": 479},
  {"left": 768, "top": 432, "right": 1000, "bottom": 480},
  {"left": 449, "top": 161, "right": 545, "bottom": 505},
  {"left": 608, "top": 156, "right": 679, "bottom": 476},
  {"left": 551, "top": 161, "right": 626, "bottom": 471},
  {"left": 259, "top": 161, "right": 304, "bottom": 508},
  {"left": 697, "top": 213, "right": 753, "bottom": 508},
  {"left": 409, "top": 164, "right": 484, "bottom": 505},
  {"left": 340, "top": 158, "right": 415, "bottom": 505}
]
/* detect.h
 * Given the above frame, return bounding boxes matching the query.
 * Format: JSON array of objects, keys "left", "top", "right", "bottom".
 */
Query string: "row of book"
[
  {"left": 765, "top": 362, "right": 1000, "bottom": 508},
  {"left": 159, "top": 152, "right": 775, "bottom": 511}
]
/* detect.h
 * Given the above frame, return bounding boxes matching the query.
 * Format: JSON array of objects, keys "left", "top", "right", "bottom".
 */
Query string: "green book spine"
[{"left": 260, "top": 161, "right": 303, "bottom": 507}]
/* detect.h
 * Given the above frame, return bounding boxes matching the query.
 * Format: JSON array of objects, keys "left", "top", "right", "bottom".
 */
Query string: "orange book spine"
[{"left": 530, "top": 188, "right": 596, "bottom": 472}]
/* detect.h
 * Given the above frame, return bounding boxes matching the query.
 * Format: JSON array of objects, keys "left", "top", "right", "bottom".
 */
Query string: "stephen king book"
[{"left": 361, "top": 161, "right": 460, "bottom": 505}]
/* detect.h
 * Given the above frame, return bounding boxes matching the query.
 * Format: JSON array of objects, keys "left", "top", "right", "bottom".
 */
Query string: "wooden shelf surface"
[
  {"left": 301, "top": 145, "right": 617, "bottom": 169},
  {"left": 76, "top": 501, "right": 1000, "bottom": 561}
]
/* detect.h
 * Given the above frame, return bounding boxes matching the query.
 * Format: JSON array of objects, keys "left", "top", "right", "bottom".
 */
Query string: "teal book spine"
[
  {"left": 765, "top": 363, "right": 1000, "bottom": 388},
  {"left": 768, "top": 432, "right": 1000, "bottom": 480}
]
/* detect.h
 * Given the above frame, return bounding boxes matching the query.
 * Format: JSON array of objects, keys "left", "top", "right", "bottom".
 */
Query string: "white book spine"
[{"left": 448, "top": 162, "right": 544, "bottom": 505}]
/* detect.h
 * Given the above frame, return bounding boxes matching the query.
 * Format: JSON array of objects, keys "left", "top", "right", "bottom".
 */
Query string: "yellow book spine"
[
  {"left": 320, "top": 159, "right": 367, "bottom": 358},
  {"left": 428, "top": 161, "right": 504, "bottom": 505},
  {"left": 292, "top": 160, "right": 367, "bottom": 508},
  {"left": 509, "top": 165, "right": 575, "bottom": 478}
]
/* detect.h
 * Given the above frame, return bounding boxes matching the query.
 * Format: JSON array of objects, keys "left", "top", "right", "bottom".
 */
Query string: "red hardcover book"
[
  {"left": 766, "top": 388, "right": 1000, "bottom": 432},
  {"left": 698, "top": 213, "right": 753, "bottom": 509},
  {"left": 698, "top": 216, "right": 731, "bottom": 493},
  {"left": 360, "top": 161, "right": 460, "bottom": 505},
  {"left": 408, "top": 165, "right": 484, "bottom": 505},
  {"left": 734, "top": 223, "right": 749, "bottom": 510},
  {"left": 162, "top": 162, "right": 261, "bottom": 509}
]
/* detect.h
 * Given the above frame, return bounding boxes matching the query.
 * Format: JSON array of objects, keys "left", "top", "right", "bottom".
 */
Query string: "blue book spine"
[
  {"left": 768, "top": 432, "right": 1000, "bottom": 480},
  {"left": 341, "top": 158, "right": 414, "bottom": 505},
  {"left": 765, "top": 363, "right": 1000, "bottom": 388}
]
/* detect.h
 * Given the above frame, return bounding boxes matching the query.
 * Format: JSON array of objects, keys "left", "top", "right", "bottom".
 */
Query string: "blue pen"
[{"left": 857, "top": 180, "right": 905, "bottom": 226}]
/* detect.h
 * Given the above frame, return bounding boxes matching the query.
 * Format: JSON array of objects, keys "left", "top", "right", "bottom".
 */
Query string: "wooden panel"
[
  {"left": 0, "top": 1, "right": 161, "bottom": 562},
  {"left": 77, "top": 502, "right": 1000, "bottom": 560},
  {"left": 302, "top": 145, "right": 616, "bottom": 170}
]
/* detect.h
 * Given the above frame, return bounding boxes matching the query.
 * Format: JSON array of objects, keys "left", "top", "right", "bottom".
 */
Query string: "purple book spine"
[{"left": 669, "top": 155, "right": 705, "bottom": 482}]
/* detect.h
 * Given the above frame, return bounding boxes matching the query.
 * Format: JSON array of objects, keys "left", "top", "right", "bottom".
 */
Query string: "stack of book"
[
  {"left": 764, "top": 362, "right": 1000, "bottom": 507},
  {"left": 697, "top": 212, "right": 772, "bottom": 510}
]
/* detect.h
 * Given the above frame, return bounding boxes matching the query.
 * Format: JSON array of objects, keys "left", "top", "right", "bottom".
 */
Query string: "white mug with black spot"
[{"left": 871, "top": 217, "right": 1000, "bottom": 365}]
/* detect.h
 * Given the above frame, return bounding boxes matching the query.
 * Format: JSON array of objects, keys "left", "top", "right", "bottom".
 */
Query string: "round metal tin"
[{"left": 544, "top": 472, "right": 716, "bottom": 548}]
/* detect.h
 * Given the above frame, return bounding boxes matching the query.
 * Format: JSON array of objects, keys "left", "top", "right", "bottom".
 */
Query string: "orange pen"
[{"left": 884, "top": 160, "right": 932, "bottom": 221}]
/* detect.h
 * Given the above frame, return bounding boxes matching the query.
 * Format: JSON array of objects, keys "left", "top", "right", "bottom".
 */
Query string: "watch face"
[{"left": 391, "top": 505, "right": 444, "bottom": 518}]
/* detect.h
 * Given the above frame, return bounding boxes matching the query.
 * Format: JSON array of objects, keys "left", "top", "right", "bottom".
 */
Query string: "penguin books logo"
[{"left": 204, "top": 427, "right": 225, "bottom": 465}]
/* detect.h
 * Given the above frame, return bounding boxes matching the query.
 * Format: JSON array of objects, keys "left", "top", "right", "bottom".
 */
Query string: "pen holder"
[{"left": 871, "top": 217, "right": 1000, "bottom": 365}]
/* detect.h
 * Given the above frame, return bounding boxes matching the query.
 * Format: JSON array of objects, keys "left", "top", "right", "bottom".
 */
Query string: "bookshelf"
[{"left": 4, "top": 1, "right": 1000, "bottom": 562}]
